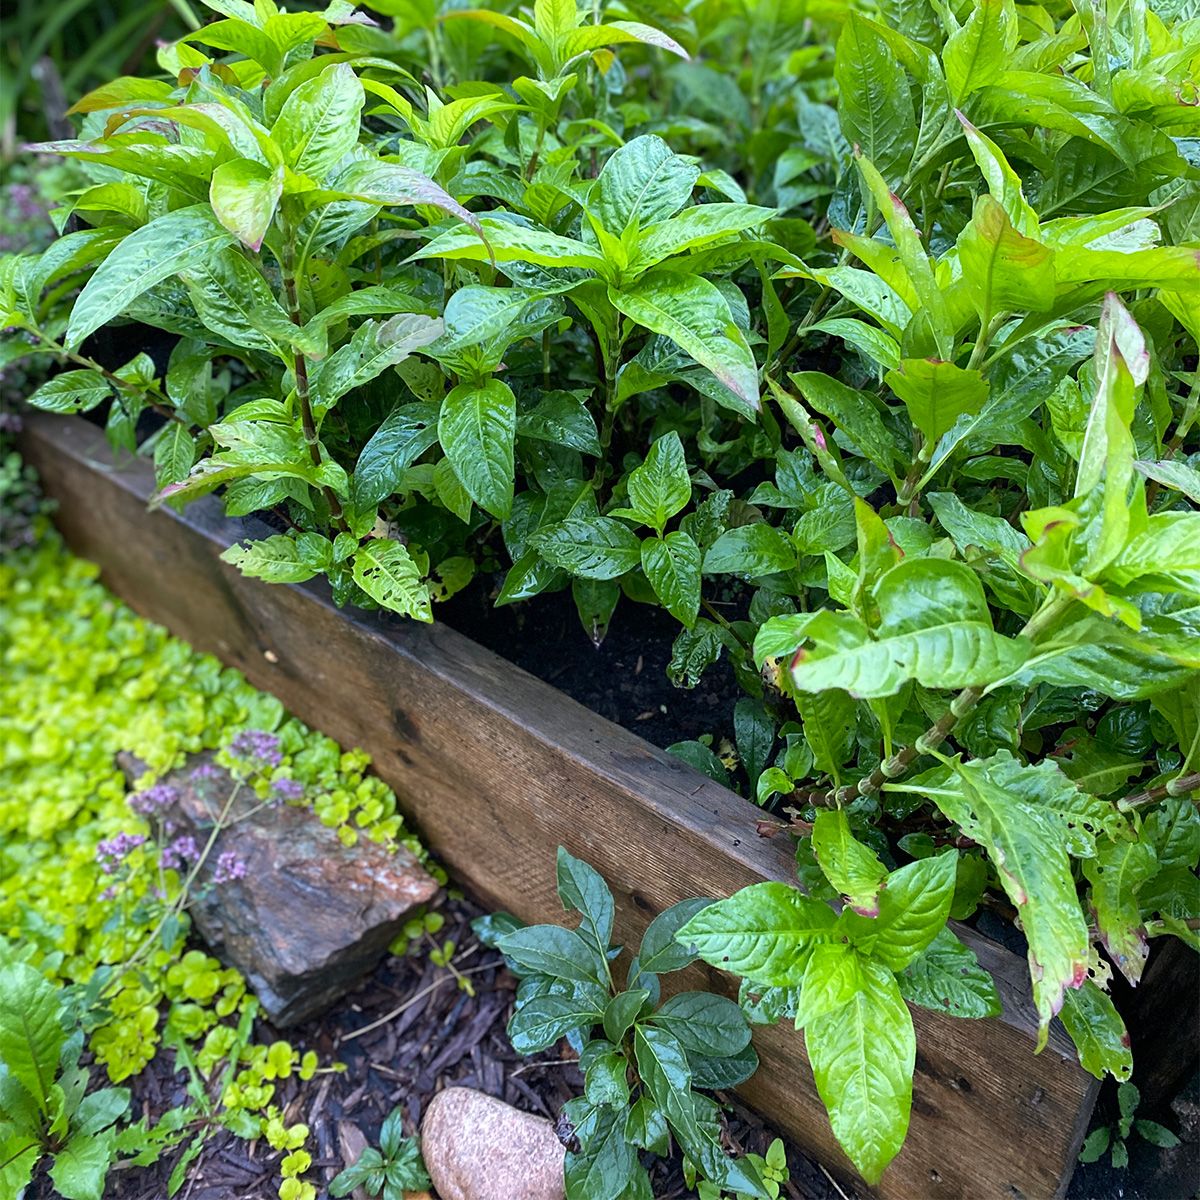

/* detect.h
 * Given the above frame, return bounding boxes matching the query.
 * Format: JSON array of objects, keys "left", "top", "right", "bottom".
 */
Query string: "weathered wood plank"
[{"left": 22, "top": 414, "right": 1099, "bottom": 1200}]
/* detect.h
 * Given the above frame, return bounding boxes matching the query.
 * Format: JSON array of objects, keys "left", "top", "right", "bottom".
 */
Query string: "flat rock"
[
  {"left": 118, "top": 751, "right": 439, "bottom": 1026},
  {"left": 420, "top": 1087, "right": 565, "bottom": 1200}
]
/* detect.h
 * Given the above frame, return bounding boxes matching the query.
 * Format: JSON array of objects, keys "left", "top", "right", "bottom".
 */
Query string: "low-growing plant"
[
  {"left": 329, "top": 1105, "right": 432, "bottom": 1199},
  {"left": 0, "top": 962, "right": 131, "bottom": 1200},
  {"left": 477, "top": 847, "right": 774, "bottom": 1199},
  {"left": 1078, "top": 1081, "right": 1181, "bottom": 1171}
]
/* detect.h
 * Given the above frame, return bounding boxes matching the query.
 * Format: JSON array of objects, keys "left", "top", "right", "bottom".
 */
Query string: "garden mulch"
[
  {"left": 25, "top": 890, "right": 1200, "bottom": 1200},
  {"left": 81, "top": 892, "right": 850, "bottom": 1200}
]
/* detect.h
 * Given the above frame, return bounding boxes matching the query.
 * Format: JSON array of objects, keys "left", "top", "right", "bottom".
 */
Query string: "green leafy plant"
[
  {"left": 677, "top": 813, "right": 1000, "bottom": 1183},
  {"left": 1078, "top": 1081, "right": 1180, "bottom": 1171},
  {"left": 690, "top": 1136, "right": 789, "bottom": 1200},
  {"left": 477, "top": 847, "right": 775, "bottom": 1200},
  {"left": 0, "top": 963, "right": 130, "bottom": 1200},
  {"left": 3, "top": 0, "right": 1198, "bottom": 1190},
  {"left": 329, "top": 1106, "right": 431, "bottom": 1199}
]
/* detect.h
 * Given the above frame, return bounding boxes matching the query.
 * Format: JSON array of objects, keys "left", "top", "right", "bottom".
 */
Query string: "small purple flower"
[
  {"left": 160, "top": 835, "right": 197, "bottom": 871},
  {"left": 271, "top": 777, "right": 304, "bottom": 804},
  {"left": 128, "top": 782, "right": 180, "bottom": 816},
  {"left": 100, "top": 885, "right": 117, "bottom": 901},
  {"left": 193, "top": 762, "right": 222, "bottom": 780},
  {"left": 229, "top": 730, "right": 282, "bottom": 768},
  {"left": 212, "top": 849, "right": 247, "bottom": 884},
  {"left": 95, "top": 832, "right": 147, "bottom": 874}
]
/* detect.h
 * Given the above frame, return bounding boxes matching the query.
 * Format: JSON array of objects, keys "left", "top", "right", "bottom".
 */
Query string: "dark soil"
[
  {"left": 45, "top": 892, "right": 846, "bottom": 1200},
  {"left": 439, "top": 576, "right": 746, "bottom": 755}
]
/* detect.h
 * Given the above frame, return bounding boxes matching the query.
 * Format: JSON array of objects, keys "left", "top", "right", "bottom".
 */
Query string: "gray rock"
[
  {"left": 420, "top": 1087, "right": 566, "bottom": 1200},
  {"left": 117, "top": 751, "right": 439, "bottom": 1025}
]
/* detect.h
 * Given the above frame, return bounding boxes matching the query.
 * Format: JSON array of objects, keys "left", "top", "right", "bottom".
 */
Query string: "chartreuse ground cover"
[
  {"left": 0, "top": 0, "right": 1198, "bottom": 1190},
  {"left": 0, "top": 520, "right": 439, "bottom": 1200}
]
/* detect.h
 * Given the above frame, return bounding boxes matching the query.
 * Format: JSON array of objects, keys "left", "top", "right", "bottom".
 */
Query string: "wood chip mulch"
[{"left": 80, "top": 893, "right": 847, "bottom": 1200}]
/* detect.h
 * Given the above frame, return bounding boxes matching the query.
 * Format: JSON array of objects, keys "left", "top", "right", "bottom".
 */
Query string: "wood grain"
[{"left": 22, "top": 415, "right": 1101, "bottom": 1200}]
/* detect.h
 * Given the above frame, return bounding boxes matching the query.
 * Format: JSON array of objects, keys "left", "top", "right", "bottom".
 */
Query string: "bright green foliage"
[
  {"left": 3, "top": 0, "right": 1200, "bottom": 1188},
  {"left": 0, "top": 532, "right": 432, "bottom": 1197},
  {"left": 478, "top": 848, "right": 770, "bottom": 1200},
  {"left": 679, "top": 846, "right": 990, "bottom": 1183}
]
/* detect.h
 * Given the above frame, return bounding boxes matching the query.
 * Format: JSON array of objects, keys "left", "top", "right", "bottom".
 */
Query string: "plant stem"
[
  {"left": 280, "top": 220, "right": 347, "bottom": 531},
  {"left": 1119, "top": 771, "right": 1200, "bottom": 812}
]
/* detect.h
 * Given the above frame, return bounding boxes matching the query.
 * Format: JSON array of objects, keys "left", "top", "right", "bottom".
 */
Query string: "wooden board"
[{"left": 22, "top": 414, "right": 1101, "bottom": 1199}]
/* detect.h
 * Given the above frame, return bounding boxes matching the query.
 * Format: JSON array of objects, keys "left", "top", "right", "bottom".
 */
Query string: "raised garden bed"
[{"left": 23, "top": 411, "right": 1110, "bottom": 1200}]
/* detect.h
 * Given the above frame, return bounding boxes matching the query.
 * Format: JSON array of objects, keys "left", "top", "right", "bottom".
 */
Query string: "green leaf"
[
  {"left": 351, "top": 540, "right": 432, "bottom": 621},
  {"left": 584, "top": 1051, "right": 631, "bottom": 1108},
  {"left": 943, "top": 0, "right": 1016, "bottom": 102},
  {"left": 634, "top": 898, "right": 712, "bottom": 980},
  {"left": 811, "top": 810, "right": 887, "bottom": 917},
  {"left": 0, "top": 962, "right": 66, "bottom": 1113},
  {"left": 840, "top": 852, "right": 957, "bottom": 971},
  {"left": 509, "top": 993, "right": 606, "bottom": 1054},
  {"left": 437, "top": 377, "right": 517, "bottom": 519},
  {"left": 563, "top": 1101, "right": 647, "bottom": 1200},
  {"left": 66, "top": 206, "right": 236, "bottom": 348},
  {"left": 625, "top": 1096, "right": 670, "bottom": 1155},
  {"left": 181, "top": 246, "right": 305, "bottom": 357},
  {"left": 897, "top": 926, "right": 1001, "bottom": 1019},
  {"left": 153, "top": 424, "right": 198, "bottom": 490},
  {"left": 496, "top": 925, "right": 607, "bottom": 985},
  {"left": 48, "top": 1129, "right": 118, "bottom": 1200},
  {"left": 794, "top": 942, "right": 869, "bottom": 1027},
  {"left": 1083, "top": 840, "right": 1157, "bottom": 986},
  {"left": 603, "top": 990, "right": 649, "bottom": 1045},
  {"left": 788, "top": 371, "right": 899, "bottom": 479},
  {"left": 556, "top": 847, "right": 615, "bottom": 954},
  {"left": 703, "top": 524, "right": 796, "bottom": 576},
  {"left": 26, "top": 370, "right": 111, "bottom": 414},
  {"left": 221, "top": 533, "right": 331, "bottom": 584},
  {"left": 676, "top": 883, "right": 838, "bottom": 988},
  {"left": 634, "top": 1026, "right": 767, "bottom": 1197},
  {"left": 351, "top": 403, "right": 439, "bottom": 509},
  {"left": 790, "top": 560, "right": 1027, "bottom": 699},
  {"left": 641, "top": 533, "right": 701, "bottom": 628},
  {"left": 609, "top": 273, "right": 759, "bottom": 415},
  {"left": 957, "top": 196, "right": 1056, "bottom": 320},
  {"left": 591, "top": 135, "right": 698, "bottom": 234},
  {"left": 649, "top": 992, "right": 751, "bottom": 1057},
  {"left": 614, "top": 431, "right": 691, "bottom": 533},
  {"left": 1058, "top": 980, "right": 1133, "bottom": 1082},
  {"left": 315, "top": 314, "right": 443, "bottom": 415},
  {"left": 531, "top": 516, "right": 642, "bottom": 580},
  {"left": 834, "top": 13, "right": 915, "bottom": 185},
  {"left": 805, "top": 958, "right": 914, "bottom": 1185},
  {"left": 272, "top": 62, "right": 364, "bottom": 180},
  {"left": 905, "top": 754, "right": 1091, "bottom": 1045},
  {"left": 885, "top": 358, "right": 990, "bottom": 445},
  {"left": 416, "top": 217, "right": 606, "bottom": 272},
  {"left": 209, "top": 158, "right": 283, "bottom": 251},
  {"left": 631, "top": 204, "right": 776, "bottom": 273}
]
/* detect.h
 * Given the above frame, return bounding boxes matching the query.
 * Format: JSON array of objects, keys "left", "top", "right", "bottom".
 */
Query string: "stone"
[
  {"left": 420, "top": 1087, "right": 566, "bottom": 1200},
  {"left": 117, "top": 751, "right": 439, "bottom": 1026}
]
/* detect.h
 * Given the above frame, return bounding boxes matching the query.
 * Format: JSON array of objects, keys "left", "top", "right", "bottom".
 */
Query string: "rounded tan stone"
[{"left": 420, "top": 1087, "right": 566, "bottom": 1200}]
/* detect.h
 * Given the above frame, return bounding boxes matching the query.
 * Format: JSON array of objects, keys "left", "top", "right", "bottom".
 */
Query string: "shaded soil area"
[
  {"left": 48, "top": 893, "right": 846, "bottom": 1200},
  {"left": 439, "top": 575, "right": 747, "bottom": 755}
]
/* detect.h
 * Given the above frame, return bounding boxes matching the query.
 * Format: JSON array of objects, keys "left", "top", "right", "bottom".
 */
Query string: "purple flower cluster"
[
  {"left": 128, "top": 782, "right": 180, "bottom": 817},
  {"left": 212, "top": 849, "right": 248, "bottom": 884},
  {"left": 271, "top": 777, "right": 305, "bottom": 804},
  {"left": 96, "top": 832, "right": 147, "bottom": 874},
  {"left": 229, "top": 729, "right": 282, "bottom": 768},
  {"left": 160, "top": 835, "right": 197, "bottom": 871},
  {"left": 193, "top": 762, "right": 222, "bottom": 781}
]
